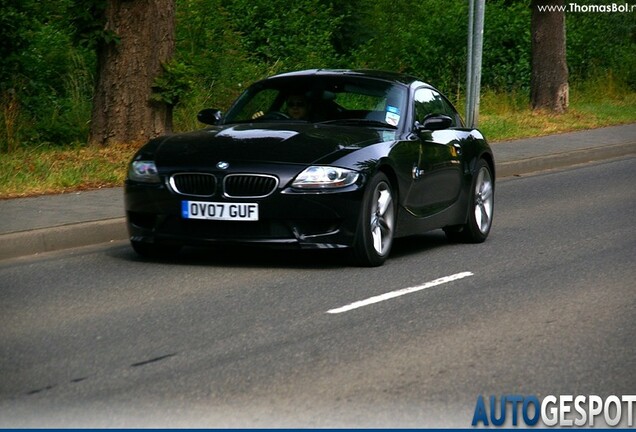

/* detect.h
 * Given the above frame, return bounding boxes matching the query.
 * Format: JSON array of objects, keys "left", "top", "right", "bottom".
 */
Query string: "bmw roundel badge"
[{"left": 216, "top": 161, "right": 229, "bottom": 170}]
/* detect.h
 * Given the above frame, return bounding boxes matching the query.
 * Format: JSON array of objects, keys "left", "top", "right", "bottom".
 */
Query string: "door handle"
[{"left": 412, "top": 164, "right": 424, "bottom": 180}]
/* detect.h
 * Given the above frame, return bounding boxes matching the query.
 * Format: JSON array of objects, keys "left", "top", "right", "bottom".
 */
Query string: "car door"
[{"left": 404, "top": 87, "right": 464, "bottom": 217}]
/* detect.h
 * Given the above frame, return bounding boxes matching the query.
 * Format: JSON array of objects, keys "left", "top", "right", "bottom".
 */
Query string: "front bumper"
[{"left": 124, "top": 180, "right": 365, "bottom": 250}]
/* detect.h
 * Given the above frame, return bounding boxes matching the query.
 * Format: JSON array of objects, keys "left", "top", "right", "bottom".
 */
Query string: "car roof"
[{"left": 268, "top": 68, "right": 428, "bottom": 88}]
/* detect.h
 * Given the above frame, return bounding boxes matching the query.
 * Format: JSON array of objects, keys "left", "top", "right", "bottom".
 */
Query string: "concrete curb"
[
  {"left": 0, "top": 218, "right": 127, "bottom": 261},
  {"left": 1, "top": 142, "right": 634, "bottom": 261},
  {"left": 497, "top": 141, "right": 636, "bottom": 178}
]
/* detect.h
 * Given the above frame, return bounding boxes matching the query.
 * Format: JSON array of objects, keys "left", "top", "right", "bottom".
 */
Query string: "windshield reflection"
[{"left": 224, "top": 75, "right": 408, "bottom": 129}]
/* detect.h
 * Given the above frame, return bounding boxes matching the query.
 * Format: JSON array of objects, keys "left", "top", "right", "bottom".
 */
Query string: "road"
[{"left": 1, "top": 157, "right": 635, "bottom": 427}]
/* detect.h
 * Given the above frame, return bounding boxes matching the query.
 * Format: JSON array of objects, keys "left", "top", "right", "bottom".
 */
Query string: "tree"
[
  {"left": 89, "top": 0, "right": 175, "bottom": 146},
  {"left": 530, "top": 0, "right": 569, "bottom": 113}
]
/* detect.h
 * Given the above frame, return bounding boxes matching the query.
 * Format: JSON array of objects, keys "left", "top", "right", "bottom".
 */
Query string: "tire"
[
  {"left": 131, "top": 240, "right": 181, "bottom": 259},
  {"left": 352, "top": 172, "right": 396, "bottom": 266},
  {"left": 444, "top": 159, "right": 494, "bottom": 243}
]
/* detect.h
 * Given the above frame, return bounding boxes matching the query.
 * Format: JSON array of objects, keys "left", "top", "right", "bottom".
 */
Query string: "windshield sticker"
[
  {"left": 387, "top": 105, "right": 400, "bottom": 115},
  {"left": 385, "top": 111, "right": 400, "bottom": 126},
  {"left": 382, "top": 130, "right": 397, "bottom": 141}
]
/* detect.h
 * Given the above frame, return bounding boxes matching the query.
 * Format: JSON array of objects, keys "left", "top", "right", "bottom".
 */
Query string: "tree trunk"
[
  {"left": 89, "top": 0, "right": 175, "bottom": 146},
  {"left": 531, "top": 0, "right": 569, "bottom": 113}
]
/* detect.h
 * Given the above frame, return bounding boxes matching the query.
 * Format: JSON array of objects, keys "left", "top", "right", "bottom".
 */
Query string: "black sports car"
[{"left": 125, "top": 69, "right": 495, "bottom": 266}]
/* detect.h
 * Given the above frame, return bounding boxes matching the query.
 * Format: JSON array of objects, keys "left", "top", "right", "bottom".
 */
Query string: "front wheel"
[
  {"left": 444, "top": 159, "right": 494, "bottom": 243},
  {"left": 352, "top": 172, "right": 396, "bottom": 267}
]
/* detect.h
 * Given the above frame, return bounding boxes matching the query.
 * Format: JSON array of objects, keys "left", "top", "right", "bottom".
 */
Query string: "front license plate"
[{"left": 182, "top": 201, "right": 259, "bottom": 221}]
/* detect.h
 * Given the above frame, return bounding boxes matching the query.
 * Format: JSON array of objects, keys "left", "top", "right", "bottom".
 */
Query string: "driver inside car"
[{"left": 285, "top": 94, "right": 310, "bottom": 120}]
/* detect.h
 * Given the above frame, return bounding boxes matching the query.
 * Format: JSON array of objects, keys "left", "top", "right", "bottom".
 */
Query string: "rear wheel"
[
  {"left": 444, "top": 159, "right": 494, "bottom": 243},
  {"left": 352, "top": 172, "right": 396, "bottom": 267}
]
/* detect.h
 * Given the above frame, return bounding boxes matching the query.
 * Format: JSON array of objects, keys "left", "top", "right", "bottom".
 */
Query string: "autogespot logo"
[{"left": 471, "top": 394, "right": 636, "bottom": 427}]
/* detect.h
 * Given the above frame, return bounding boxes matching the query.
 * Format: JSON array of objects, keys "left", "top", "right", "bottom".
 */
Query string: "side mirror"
[
  {"left": 417, "top": 114, "right": 453, "bottom": 131},
  {"left": 197, "top": 108, "right": 223, "bottom": 125}
]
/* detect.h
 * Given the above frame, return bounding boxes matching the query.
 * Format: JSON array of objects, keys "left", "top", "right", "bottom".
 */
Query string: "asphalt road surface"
[{"left": 1, "top": 157, "right": 634, "bottom": 428}]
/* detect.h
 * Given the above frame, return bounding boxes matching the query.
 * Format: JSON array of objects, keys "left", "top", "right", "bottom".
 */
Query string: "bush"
[
  {"left": 1, "top": 0, "right": 634, "bottom": 151},
  {"left": 0, "top": 0, "right": 94, "bottom": 150}
]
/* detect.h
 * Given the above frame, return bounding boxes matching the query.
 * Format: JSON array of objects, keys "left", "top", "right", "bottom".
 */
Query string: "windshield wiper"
[{"left": 318, "top": 118, "right": 398, "bottom": 129}]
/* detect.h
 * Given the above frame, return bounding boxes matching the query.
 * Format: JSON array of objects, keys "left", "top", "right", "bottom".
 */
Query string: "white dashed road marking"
[{"left": 326, "top": 271, "right": 474, "bottom": 314}]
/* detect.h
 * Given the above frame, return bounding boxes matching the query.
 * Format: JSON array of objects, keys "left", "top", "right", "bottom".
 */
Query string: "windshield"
[{"left": 224, "top": 75, "right": 408, "bottom": 129}]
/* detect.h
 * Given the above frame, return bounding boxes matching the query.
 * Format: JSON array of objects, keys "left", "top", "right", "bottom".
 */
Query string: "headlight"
[
  {"left": 291, "top": 166, "right": 359, "bottom": 189},
  {"left": 128, "top": 160, "right": 160, "bottom": 183}
]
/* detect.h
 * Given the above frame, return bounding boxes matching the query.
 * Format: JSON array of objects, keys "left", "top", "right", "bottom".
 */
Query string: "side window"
[
  {"left": 413, "top": 88, "right": 458, "bottom": 127},
  {"left": 438, "top": 96, "right": 461, "bottom": 126}
]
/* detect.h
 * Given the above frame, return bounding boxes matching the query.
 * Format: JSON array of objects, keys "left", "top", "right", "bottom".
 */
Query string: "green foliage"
[
  {"left": 350, "top": 0, "right": 468, "bottom": 96},
  {"left": 68, "top": 0, "right": 113, "bottom": 48},
  {"left": 0, "top": 0, "right": 94, "bottom": 151},
  {"left": 169, "top": 0, "right": 348, "bottom": 130},
  {"left": 567, "top": 2, "right": 636, "bottom": 87},
  {"left": 0, "top": 0, "right": 38, "bottom": 86},
  {"left": 482, "top": 0, "right": 531, "bottom": 91},
  {"left": 1, "top": 0, "right": 634, "bottom": 152},
  {"left": 151, "top": 61, "right": 195, "bottom": 107},
  {"left": 222, "top": 0, "right": 341, "bottom": 69}
]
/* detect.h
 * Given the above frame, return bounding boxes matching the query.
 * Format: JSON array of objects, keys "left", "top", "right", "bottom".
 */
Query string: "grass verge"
[
  {"left": 480, "top": 86, "right": 636, "bottom": 142},
  {"left": 0, "top": 143, "right": 138, "bottom": 199},
  {"left": 1, "top": 86, "right": 635, "bottom": 199}
]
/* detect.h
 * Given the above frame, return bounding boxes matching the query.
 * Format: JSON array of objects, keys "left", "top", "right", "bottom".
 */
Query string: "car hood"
[{"left": 153, "top": 123, "right": 395, "bottom": 167}]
